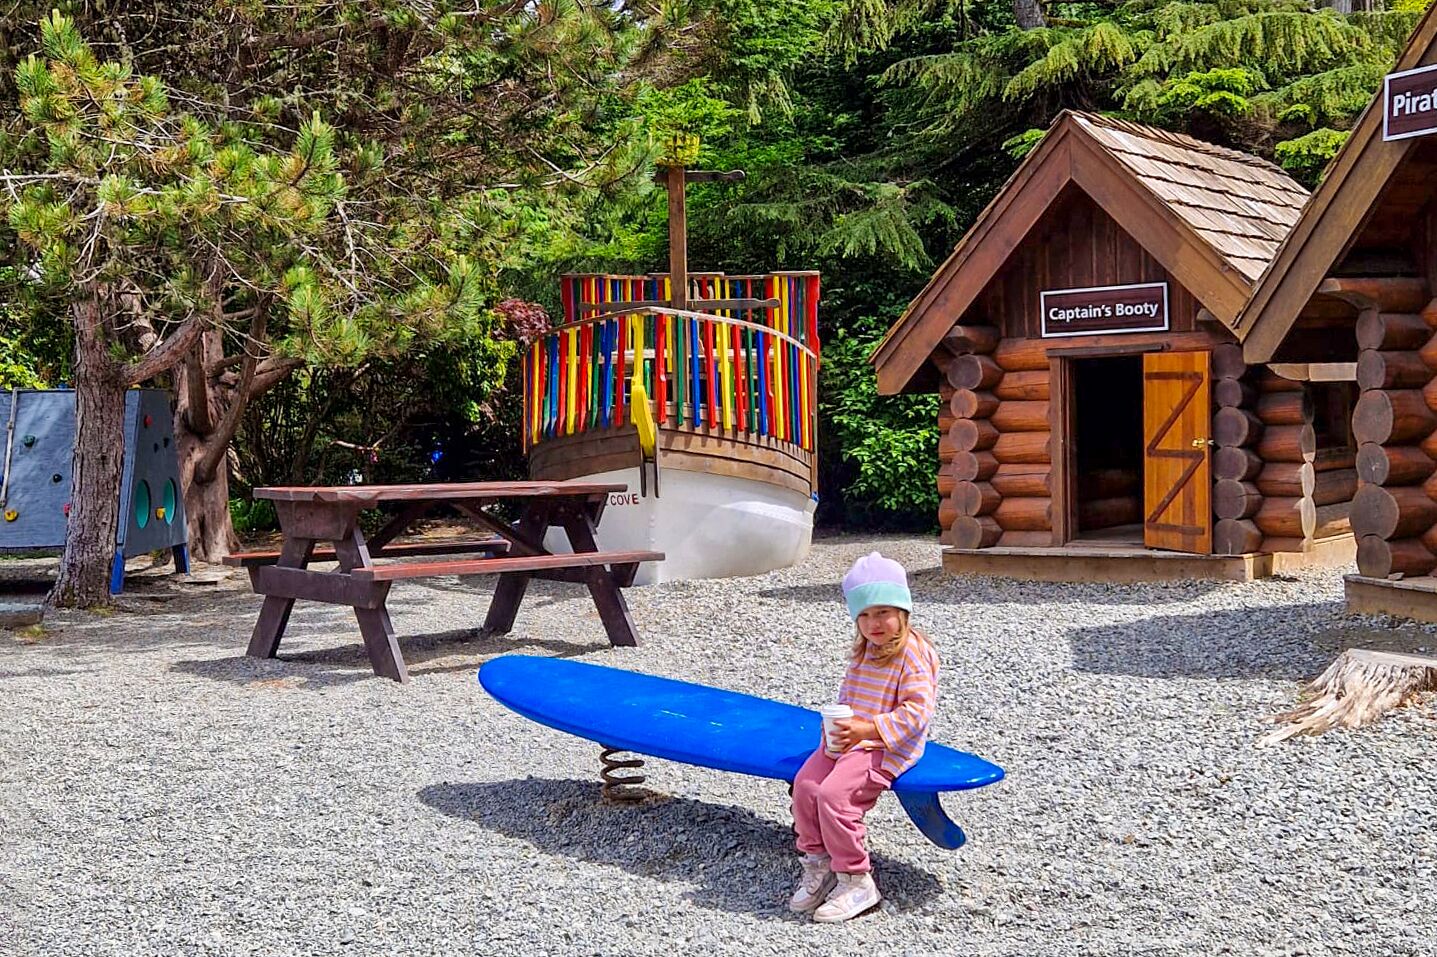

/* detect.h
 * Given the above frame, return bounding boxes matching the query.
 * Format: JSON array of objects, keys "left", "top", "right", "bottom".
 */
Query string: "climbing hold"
[
  {"left": 21, "top": 435, "right": 35, "bottom": 448},
  {"left": 153, "top": 443, "right": 159, "bottom": 453},
  {"left": 3, "top": 510, "right": 16, "bottom": 522},
  {"left": 62, "top": 503, "right": 70, "bottom": 517},
  {"left": 51, "top": 473, "right": 62, "bottom": 484},
  {"left": 143, "top": 414, "right": 152, "bottom": 427},
  {"left": 155, "top": 507, "right": 166, "bottom": 521},
  {"left": 163, "top": 436, "right": 170, "bottom": 448}
]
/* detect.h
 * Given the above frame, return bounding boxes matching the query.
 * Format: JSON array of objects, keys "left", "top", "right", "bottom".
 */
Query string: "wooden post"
[{"left": 667, "top": 168, "right": 688, "bottom": 311}]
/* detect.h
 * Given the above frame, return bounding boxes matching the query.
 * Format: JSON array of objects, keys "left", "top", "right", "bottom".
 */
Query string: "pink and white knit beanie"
[{"left": 841, "top": 551, "right": 912, "bottom": 620}]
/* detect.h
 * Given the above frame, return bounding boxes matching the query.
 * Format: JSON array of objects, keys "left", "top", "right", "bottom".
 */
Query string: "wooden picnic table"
[{"left": 225, "top": 481, "right": 663, "bottom": 683}]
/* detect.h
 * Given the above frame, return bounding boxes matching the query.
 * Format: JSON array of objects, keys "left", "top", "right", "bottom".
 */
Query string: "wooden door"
[{"left": 1143, "top": 351, "right": 1212, "bottom": 554}]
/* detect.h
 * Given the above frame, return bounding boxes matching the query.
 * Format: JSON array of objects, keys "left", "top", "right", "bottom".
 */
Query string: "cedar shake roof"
[
  {"left": 870, "top": 111, "right": 1309, "bottom": 394},
  {"left": 1239, "top": 4, "right": 1437, "bottom": 362},
  {"left": 1073, "top": 114, "right": 1309, "bottom": 282}
]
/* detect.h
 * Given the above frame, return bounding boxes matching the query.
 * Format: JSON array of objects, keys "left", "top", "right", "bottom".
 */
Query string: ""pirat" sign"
[
  {"left": 1039, "top": 282, "right": 1169, "bottom": 338},
  {"left": 1384, "top": 63, "right": 1437, "bottom": 142}
]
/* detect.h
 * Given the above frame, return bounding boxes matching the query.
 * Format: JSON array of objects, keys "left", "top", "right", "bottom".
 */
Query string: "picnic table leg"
[
  {"left": 246, "top": 536, "right": 316, "bottom": 659},
  {"left": 333, "top": 530, "right": 408, "bottom": 684},
  {"left": 480, "top": 501, "right": 549, "bottom": 636},
  {"left": 561, "top": 505, "right": 640, "bottom": 648}
]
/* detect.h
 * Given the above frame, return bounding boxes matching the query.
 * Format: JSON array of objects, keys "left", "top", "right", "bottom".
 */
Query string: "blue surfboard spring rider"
[{"left": 478, "top": 655, "right": 1004, "bottom": 849}]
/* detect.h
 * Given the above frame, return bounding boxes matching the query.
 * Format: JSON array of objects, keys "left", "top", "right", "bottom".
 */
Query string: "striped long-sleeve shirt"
[{"left": 838, "top": 632, "right": 940, "bottom": 778}]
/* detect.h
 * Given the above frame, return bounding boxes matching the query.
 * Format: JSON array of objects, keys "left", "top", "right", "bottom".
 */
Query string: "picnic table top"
[{"left": 253, "top": 481, "right": 628, "bottom": 505}]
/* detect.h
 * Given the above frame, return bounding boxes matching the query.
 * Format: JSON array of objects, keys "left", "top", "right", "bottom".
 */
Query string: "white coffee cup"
[{"left": 819, "top": 704, "right": 854, "bottom": 755}]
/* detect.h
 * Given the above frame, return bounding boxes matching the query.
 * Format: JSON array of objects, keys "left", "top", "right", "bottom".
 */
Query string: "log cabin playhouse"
[
  {"left": 1241, "top": 3, "right": 1437, "bottom": 617},
  {"left": 873, "top": 112, "right": 1360, "bottom": 582}
]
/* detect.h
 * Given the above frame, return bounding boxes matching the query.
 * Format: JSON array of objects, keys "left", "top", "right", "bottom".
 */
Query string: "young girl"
[{"left": 789, "top": 551, "right": 939, "bottom": 923}]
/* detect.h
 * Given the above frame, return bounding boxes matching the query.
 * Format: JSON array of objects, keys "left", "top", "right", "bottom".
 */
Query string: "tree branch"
[{"left": 195, "top": 296, "right": 274, "bottom": 483}]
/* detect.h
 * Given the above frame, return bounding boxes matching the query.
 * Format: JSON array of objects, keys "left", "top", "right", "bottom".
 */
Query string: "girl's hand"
[{"left": 833, "top": 717, "right": 879, "bottom": 751}]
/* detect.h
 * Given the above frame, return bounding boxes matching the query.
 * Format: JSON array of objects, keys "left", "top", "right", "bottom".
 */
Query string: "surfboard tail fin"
[{"left": 895, "top": 791, "right": 967, "bottom": 850}]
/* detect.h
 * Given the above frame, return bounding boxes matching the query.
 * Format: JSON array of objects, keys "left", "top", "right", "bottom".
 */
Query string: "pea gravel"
[{"left": 2, "top": 535, "right": 1435, "bottom": 957}]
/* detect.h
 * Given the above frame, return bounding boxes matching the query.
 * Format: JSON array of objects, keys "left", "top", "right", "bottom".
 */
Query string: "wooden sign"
[
  {"left": 1384, "top": 63, "right": 1437, "bottom": 141},
  {"left": 1040, "top": 282, "right": 1169, "bottom": 338}
]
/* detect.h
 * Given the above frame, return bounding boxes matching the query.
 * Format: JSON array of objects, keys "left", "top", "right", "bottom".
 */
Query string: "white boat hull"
[{"left": 544, "top": 468, "right": 816, "bottom": 584}]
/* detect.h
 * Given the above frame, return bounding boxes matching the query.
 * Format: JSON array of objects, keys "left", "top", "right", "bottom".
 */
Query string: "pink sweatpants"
[{"left": 791, "top": 747, "right": 893, "bottom": 873}]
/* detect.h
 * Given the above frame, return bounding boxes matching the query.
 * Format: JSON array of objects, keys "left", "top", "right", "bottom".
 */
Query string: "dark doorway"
[{"left": 1071, "top": 356, "right": 1144, "bottom": 541}]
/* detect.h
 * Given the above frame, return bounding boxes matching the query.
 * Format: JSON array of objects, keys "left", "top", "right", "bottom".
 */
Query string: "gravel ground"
[{"left": 2, "top": 534, "right": 1435, "bottom": 957}]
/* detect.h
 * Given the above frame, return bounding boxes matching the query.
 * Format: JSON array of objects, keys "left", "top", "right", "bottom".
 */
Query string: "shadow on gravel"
[
  {"left": 418, "top": 778, "right": 943, "bottom": 919},
  {"left": 759, "top": 569, "right": 1225, "bottom": 607},
  {"left": 1067, "top": 602, "right": 1342, "bottom": 679},
  {"left": 173, "top": 628, "right": 607, "bottom": 689}
]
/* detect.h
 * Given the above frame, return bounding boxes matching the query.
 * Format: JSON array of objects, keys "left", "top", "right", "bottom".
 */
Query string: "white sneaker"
[
  {"left": 812, "top": 871, "right": 881, "bottom": 923},
  {"left": 788, "top": 853, "right": 836, "bottom": 913}
]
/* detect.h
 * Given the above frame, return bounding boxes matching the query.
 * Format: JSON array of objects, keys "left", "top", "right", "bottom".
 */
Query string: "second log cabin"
[
  {"left": 1241, "top": 3, "right": 1437, "bottom": 617},
  {"left": 872, "top": 111, "right": 1359, "bottom": 581}
]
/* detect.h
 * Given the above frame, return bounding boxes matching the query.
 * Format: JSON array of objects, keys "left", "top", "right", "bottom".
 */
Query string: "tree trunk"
[
  {"left": 173, "top": 329, "right": 239, "bottom": 562},
  {"left": 50, "top": 296, "right": 127, "bottom": 607},
  {"left": 1013, "top": 0, "right": 1046, "bottom": 29}
]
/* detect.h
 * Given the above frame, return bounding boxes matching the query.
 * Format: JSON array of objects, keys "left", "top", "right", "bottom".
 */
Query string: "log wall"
[
  {"left": 1211, "top": 343, "right": 1266, "bottom": 555},
  {"left": 1352, "top": 300, "right": 1437, "bottom": 578},
  {"left": 945, "top": 325, "right": 1053, "bottom": 549}
]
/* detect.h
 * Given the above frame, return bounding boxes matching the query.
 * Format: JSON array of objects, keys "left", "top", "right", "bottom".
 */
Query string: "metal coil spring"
[{"left": 599, "top": 747, "right": 647, "bottom": 803}]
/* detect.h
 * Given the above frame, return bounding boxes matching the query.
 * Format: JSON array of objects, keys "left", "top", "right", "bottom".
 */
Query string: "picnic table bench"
[{"left": 224, "top": 481, "right": 662, "bottom": 682}]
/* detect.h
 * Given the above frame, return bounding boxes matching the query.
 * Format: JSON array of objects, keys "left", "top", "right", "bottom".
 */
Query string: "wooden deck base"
[
  {"left": 1344, "top": 573, "right": 1437, "bottom": 623},
  {"left": 943, "top": 534, "right": 1355, "bottom": 583}
]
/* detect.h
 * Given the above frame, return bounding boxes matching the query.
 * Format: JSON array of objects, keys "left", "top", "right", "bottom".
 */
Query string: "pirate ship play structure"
[
  {"left": 873, "top": 111, "right": 1360, "bottom": 582},
  {"left": 521, "top": 158, "right": 821, "bottom": 583}
]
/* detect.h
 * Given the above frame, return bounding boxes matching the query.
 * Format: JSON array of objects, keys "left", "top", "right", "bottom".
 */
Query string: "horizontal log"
[
  {"left": 992, "top": 338, "right": 1050, "bottom": 373},
  {"left": 1313, "top": 447, "right": 1357, "bottom": 472},
  {"left": 1255, "top": 423, "right": 1316, "bottom": 463},
  {"left": 951, "top": 451, "right": 998, "bottom": 482},
  {"left": 939, "top": 432, "right": 955, "bottom": 461},
  {"left": 1214, "top": 480, "right": 1262, "bottom": 520},
  {"left": 937, "top": 468, "right": 956, "bottom": 498},
  {"left": 1213, "top": 518, "right": 1262, "bottom": 555},
  {"left": 1312, "top": 467, "right": 1358, "bottom": 507},
  {"left": 1077, "top": 468, "right": 1139, "bottom": 500},
  {"left": 991, "top": 400, "right": 1050, "bottom": 433},
  {"left": 1423, "top": 376, "right": 1437, "bottom": 414},
  {"left": 1257, "top": 371, "right": 1305, "bottom": 393},
  {"left": 1214, "top": 408, "right": 1264, "bottom": 447},
  {"left": 990, "top": 464, "right": 1051, "bottom": 498},
  {"left": 939, "top": 527, "right": 954, "bottom": 547},
  {"left": 1356, "top": 534, "right": 1437, "bottom": 578},
  {"left": 939, "top": 497, "right": 958, "bottom": 530},
  {"left": 1254, "top": 496, "right": 1316, "bottom": 540},
  {"left": 1212, "top": 342, "right": 1246, "bottom": 380},
  {"left": 1357, "top": 349, "right": 1430, "bottom": 391},
  {"left": 951, "top": 515, "right": 1001, "bottom": 550},
  {"left": 1078, "top": 496, "right": 1142, "bottom": 529},
  {"left": 1214, "top": 446, "right": 1264, "bottom": 482},
  {"left": 1318, "top": 277, "right": 1429, "bottom": 313},
  {"left": 1356, "top": 311, "right": 1430, "bottom": 351},
  {"left": 1352, "top": 389, "right": 1436, "bottom": 445},
  {"left": 952, "top": 418, "right": 999, "bottom": 452},
  {"left": 997, "top": 531, "right": 1052, "bottom": 547},
  {"left": 993, "top": 370, "right": 1049, "bottom": 401},
  {"left": 954, "top": 481, "right": 1000, "bottom": 517},
  {"left": 1261, "top": 536, "right": 1311, "bottom": 554},
  {"left": 994, "top": 496, "right": 1052, "bottom": 532},
  {"left": 1266, "top": 362, "right": 1358, "bottom": 382},
  {"left": 1255, "top": 390, "right": 1314, "bottom": 426},
  {"left": 948, "top": 354, "right": 1003, "bottom": 391},
  {"left": 1419, "top": 333, "right": 1437, "bottom": 371},
  {"left": 1356, "top": 442, "right": 1434, "bottom": 486},
  {"left": 951, "top": 389, "right": 998, "bottom": 420},
  {"left": 1255, "top": 461, "right": 1315, "bottom": 498},
  {"left": 1214, "top": 377, "right": 1257, "bottom": 409},
  {"left": 939, "top": 411, "right": 955, "bottom": 434},
  {"left": 1313, "top": 501, "right": 1351, "bottom": 540},
  {"left": 1350, "top": 483, "right": 1437, "bottom": 540},
  {"left": 941, "top": 325, "right": 1000, "bottom": 356},
  {"left": 992, "top": 431, "right": 1051, "bottom": 465}
]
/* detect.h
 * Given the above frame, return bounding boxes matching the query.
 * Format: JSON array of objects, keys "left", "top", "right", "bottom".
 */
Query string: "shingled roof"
[
  {"left": 1073, "top": 114, "right": 1309, "bottom": 282},
  {"left": 870, "top": 111, "right": 1309, "bottom": 394}
]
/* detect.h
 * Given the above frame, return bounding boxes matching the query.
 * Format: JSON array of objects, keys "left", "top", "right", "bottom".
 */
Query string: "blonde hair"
[{"left": 851, "top": 609, "right": 912, "bottom": 665}]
